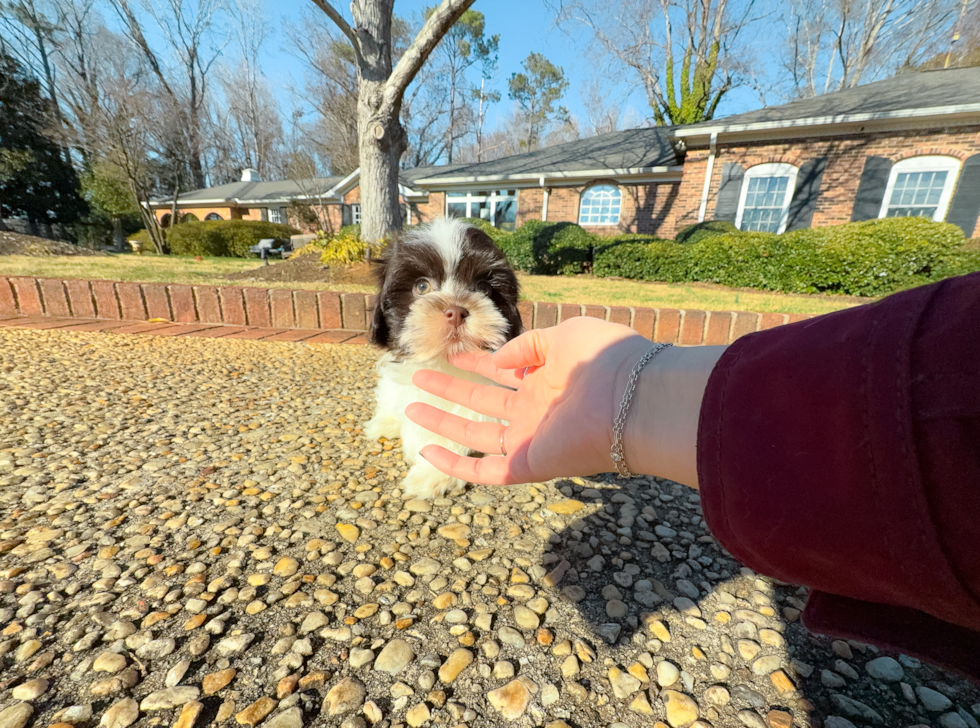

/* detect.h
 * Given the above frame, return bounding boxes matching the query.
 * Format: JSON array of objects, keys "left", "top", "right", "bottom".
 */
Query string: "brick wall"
[
  {"left": 510, "top": 182, "right": 680, "bottom": 236},
  {"left": 0, "top": 275, "right": 818, "bottom": 346},
  {"left": 412, "top": 192, "right": 445, "bottom": 224},
  {"left": 154, "top": 206, "right": 246, "bottom": 225},
  {"left": 669, "top": 125, "right": 980, "bottom": 238}
]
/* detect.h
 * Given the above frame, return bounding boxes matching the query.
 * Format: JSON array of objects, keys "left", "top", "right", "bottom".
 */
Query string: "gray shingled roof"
[
  {"left": 157, "top": 177, "right": 344, "bottom": 205},
  {"left": 411, "top": 127, "right": 680, "bottom": 183},
  {"left": 677, "top": 67, "right": 980, "bottom": 133}
]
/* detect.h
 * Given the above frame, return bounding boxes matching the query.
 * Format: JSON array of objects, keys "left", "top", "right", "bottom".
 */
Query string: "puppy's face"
[{"left": 369, "top": 218, "right": 522, "bottom": 361}]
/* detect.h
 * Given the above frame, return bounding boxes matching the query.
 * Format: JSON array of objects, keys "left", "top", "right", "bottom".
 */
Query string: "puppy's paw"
[
  {"left": 402, "top": 461, "right": 465, "bottom": 500},
  {"left": 364, "top": 415, "right": 400, "bottom": 441}
]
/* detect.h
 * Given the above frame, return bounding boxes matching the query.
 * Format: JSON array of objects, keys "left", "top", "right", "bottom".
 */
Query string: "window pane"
[
  {"left": 494, "top": 197, "right": 517, "bottom": 231},
  {"left": 447, "top": 192, "right": 467, "bottom": 200},
  {"left": 579, "top": 185, "right": 622, "bottom": 225},
  {"left": 887, "top": 170, "right": 946, "bottom": 220},
  {"left": 447, "top": 203, "right": 467, "bottom": 218},
  {"left": 740, "top": 175, "right": 789, "bottom": 233}
]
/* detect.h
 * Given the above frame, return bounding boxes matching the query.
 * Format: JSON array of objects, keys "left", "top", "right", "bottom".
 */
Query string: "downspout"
[
  {"left": 540, "top": 176, "right": 549, "bottom": 222},
  {"left": 697, "top": 132, "right": 718, "bottom": 223}
]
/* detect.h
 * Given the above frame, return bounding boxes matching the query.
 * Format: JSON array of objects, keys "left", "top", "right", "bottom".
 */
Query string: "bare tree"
[
  {"left": 108, "top": 0, "right": 228, "bottom": 189},
  {"left": 308, "top": 0, "right": 477, "bottom": 242},
  {"left": 558, "top": 0, "right": 760, "bottom": 125},
  {"left": 780, "top": 0, "right": 961, "bottom": 99},
  {"left": 287, "top": 10, "right": 366, "bottom": 174},
  {"left": 581, "top": 77, "right": 622, "bottom": 136},
  {"left": 211, "top": 0, "right": 284, "bottom": 180}
]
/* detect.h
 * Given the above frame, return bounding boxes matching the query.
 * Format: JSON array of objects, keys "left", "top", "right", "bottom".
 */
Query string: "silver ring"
[{"left": 499, "top": 428, "right": 508, "bottom": 457}]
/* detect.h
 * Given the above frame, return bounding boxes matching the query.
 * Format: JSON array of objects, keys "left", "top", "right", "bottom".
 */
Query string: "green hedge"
[
  {"left": 674, "top": 219, "right": 739, "bottom": 244},
  {"left": 167, "top": 220, "right": 299, "bottom": 257},
  {"left": 594, "top": 217, "right": 978, "bottom": 297},
  {"left": 498, "top": 221, "right": 597, "bottom": 275}
]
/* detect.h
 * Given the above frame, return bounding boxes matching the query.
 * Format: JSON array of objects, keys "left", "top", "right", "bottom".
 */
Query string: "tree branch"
[
  {"left": 309, "top": 0, "right": 359, "bottom": 50},
  {"left": 384, "top": 0, "right": 476, "bottom": 110}
]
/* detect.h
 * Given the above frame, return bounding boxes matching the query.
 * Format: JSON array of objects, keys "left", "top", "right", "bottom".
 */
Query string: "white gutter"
[
  {"left": 697, "top": 132, "right": 718, "bottom": 223},
  {"left": 413, "top": 165, "right": 683, "bottom": 185},
  {"left": 539, "top": 176, "right": 549, "bottom": 222},
  {"left": 673, "top": 103, "right": 980, "bottom": 138}
]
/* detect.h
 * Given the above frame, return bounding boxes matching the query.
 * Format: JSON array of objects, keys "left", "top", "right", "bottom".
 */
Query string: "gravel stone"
[{"left": 374, "top": 640, "right": 415, "bottom": 674}]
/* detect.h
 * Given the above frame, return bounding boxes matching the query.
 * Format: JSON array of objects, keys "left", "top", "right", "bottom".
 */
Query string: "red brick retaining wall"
[{"left": 0, "top": 276, "right": 819, "bottom": 346}]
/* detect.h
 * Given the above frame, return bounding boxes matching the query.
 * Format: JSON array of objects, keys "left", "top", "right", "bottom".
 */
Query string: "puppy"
[{"left": 364, "top": 218, "right": 523, "bottom": 498}]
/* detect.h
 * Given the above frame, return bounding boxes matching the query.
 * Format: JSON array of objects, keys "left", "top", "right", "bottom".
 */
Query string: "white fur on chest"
[{"left": 365, "top": 353, "right": 502, "bottom": 498}]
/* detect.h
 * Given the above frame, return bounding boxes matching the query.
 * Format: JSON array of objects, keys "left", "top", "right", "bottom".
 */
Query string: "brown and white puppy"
[{"left": 364, "top": 218, "right": 522, "bottom": 498}]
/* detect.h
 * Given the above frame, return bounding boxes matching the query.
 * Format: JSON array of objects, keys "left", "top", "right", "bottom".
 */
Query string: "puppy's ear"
[
  {"left": 368, "top": 258, "right": 390, "bottom": 347},
  {"left": 498, "top": 266, "right": 524, "bottom": 340}
]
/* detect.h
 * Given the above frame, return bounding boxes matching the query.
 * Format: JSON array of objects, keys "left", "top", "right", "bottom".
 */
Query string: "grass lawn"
[{"left": 0, "top": 253, "right": 863, "bottom": 316}]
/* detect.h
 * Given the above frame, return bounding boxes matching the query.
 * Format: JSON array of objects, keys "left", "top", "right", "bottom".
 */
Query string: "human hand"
[{"left": 404, "top": 316, "right": 653, "bottom": 485}]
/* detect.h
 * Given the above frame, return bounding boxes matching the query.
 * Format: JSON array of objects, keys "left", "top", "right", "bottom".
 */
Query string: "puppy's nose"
[{"left": 444, "top": 305, "right": 469, "bottom": 328}]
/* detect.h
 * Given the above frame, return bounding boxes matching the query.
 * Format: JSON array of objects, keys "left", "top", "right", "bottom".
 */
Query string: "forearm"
[{"left": 621, "top": 344, "right": 727, "bottom": 488}]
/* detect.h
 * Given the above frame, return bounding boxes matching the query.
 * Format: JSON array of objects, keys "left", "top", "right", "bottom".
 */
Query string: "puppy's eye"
[
  {"left": 475, "top": 280, "right": 493, "bottom": 296},
  {"left": 413, "top": 279, "right": 431, "bottom": 295}
]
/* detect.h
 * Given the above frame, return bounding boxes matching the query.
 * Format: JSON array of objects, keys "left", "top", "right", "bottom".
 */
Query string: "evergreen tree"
[{"left": 0, "top": 49, "right": 85, "bottom": 233}]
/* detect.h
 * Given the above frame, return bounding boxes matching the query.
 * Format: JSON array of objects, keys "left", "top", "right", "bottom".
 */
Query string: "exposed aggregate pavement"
[{"left": 0, "top": 327, "right": 977, "bottom": 728}]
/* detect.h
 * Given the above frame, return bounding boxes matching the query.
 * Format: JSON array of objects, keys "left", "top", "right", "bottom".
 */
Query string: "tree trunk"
[
  {"left": 357, "top": 80, "right": 407, "bottom": 243},
  {"left": 113, "top": 216, "right": 125, "bottom": 252},
  {"left": 353, "top": 0, "right": 406, "bottom": 244}
]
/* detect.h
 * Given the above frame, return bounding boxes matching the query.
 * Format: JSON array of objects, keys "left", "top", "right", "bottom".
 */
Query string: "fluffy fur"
[{"left": 364, "top": 218, "right": 522, "bottom": 498}]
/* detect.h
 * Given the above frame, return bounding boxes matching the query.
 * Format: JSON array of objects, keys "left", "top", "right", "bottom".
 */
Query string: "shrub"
[
  {"left": 294, "top": 227, "right": 385, "bottom": 267},
  {"left": 593, "top": 240, "right": 690, "bottom": 281},
  {"left": 501, "top": 220, "right": 597, "bottom": 275},
  {"left": 594, "top": 217, "right": 970, "bottom": 297},
  {"left": 339, "top": 223, "right": 361, "bottom": 239},
  {"left": 674, "top": 219, "right": 740, "bottom": 244},
  {"left": 686, "top": 217, "right": 966, "bottom": 296},
  {"left": 127, "top": 229, "right": 153, "bottom": 253},
  {"left": 166, "top": 219, "right": 298, "bottom": 257}
]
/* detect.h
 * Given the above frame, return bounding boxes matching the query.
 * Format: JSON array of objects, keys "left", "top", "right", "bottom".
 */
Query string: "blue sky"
[{"left": 260, "top": 0, "right": 768, "bottom": 132}]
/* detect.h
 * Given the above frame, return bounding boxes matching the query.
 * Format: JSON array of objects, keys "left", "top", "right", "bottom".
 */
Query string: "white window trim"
[
  {"left": 578, "top": 185, "right": 622, "bottom": 226},
  {"left": 351, "top": 204, "right": 361, "bottom": 225},
  {"left": 878, "top": 155, "right": 960, "bottom": 222},
  {"left": 735, "top": 162, "right": 799, "bottom": 234}
]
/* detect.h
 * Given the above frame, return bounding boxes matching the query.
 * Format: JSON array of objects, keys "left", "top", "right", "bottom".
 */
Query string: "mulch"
[
  {"left": 224, "top": 253, "right": 379, "bottom": 286},
  {"left": 0, "top": 231, "right": 106, "bottom": 257}
]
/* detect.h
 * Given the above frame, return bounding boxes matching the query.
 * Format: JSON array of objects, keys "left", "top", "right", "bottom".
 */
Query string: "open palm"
[{"left": 405, "top": 317, "right": 652, "bottom": 485}]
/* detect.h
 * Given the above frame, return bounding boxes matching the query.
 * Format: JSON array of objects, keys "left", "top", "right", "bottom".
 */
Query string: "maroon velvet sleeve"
[{"left": 697, "top": 272, "right": 980, "bottom": 678}]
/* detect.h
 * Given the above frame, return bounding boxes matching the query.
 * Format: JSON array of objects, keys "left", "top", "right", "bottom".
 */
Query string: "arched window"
[
  {"left": 204, "top": 212, "right": 223, "bottom": 221},
  {"left": 880, "top": 156, "right": 960, "bottom": 221},
  {"left": 579, "top": 185, "right": 622, "bottom": 225},
  {"left": 181, "top": 213, "right": 199, "bottom": 223},
  {"left": 736, "top": 163, "right": 799, "bottom": 233},
  {"left": 159, "top": 213, "right": 172, "bottom": 228}
]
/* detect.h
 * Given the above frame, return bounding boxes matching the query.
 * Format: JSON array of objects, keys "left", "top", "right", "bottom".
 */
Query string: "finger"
[
  {"left": 411, "top": 370, "right": 513, "bottom": 420},
  {"left": 449, "top": 350, "right": 523, "bottom": 389},
  {"left": 491, "top": 327, "right": 558, "bottom": 372},
  {"left": 405, "top": 402, "right": 505, "bottom": 453},
  {"left": 419, "top": 444, "right": 525, "bottom": 486}
]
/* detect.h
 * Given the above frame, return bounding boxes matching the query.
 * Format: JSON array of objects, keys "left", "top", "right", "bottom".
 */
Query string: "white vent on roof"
[{"left": 241, "top": 168, "right": 261, "bottom": 182}]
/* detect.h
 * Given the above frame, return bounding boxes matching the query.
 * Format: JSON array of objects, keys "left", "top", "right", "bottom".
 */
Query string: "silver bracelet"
[{"left": 610, "top": 343, "right": 673, "bottom": 478}]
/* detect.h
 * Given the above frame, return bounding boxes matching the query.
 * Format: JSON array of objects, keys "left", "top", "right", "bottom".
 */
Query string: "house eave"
[
  {"left": 673, "top": 104, "right": 980, "bottom": 141},
  {"left": 412, "top": 166, "right": 684, "bottom": 186}
]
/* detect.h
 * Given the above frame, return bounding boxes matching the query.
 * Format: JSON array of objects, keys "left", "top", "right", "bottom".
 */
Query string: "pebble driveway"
[{"left": 0, "top": 327, "right": 977, "bottom": 728}]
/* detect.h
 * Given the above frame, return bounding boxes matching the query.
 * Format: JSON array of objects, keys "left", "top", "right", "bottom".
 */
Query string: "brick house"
[{"left": 152, "top": 66, "right": 980, "bottom": 240}]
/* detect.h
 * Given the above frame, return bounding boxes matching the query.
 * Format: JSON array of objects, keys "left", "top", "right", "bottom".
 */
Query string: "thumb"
[{"left": 492, "top": 326, "right": 558, "bottom": 372}]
